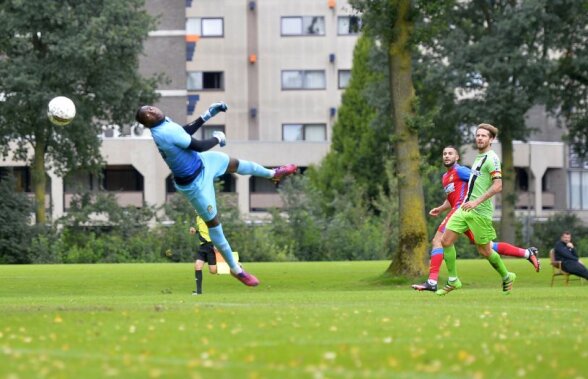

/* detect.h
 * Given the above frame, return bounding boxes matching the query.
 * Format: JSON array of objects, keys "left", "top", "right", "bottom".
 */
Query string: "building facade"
[{"left": 1, "top": 0, "right": 587, "bottom": 225}]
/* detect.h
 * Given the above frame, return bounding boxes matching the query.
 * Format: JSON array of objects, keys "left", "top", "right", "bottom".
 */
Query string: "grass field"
[{"left": 1, "top": 260, "right": 587, "bottom": 379}]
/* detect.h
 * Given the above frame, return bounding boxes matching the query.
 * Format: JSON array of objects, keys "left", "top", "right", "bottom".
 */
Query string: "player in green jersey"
[{"left": 436, "top": 124, "right": 516, "bottom": 296}]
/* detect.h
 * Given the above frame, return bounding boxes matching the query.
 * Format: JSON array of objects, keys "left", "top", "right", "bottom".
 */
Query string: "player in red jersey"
[{"left": 412, "top": 146, "right": 540, "bottom": 292}]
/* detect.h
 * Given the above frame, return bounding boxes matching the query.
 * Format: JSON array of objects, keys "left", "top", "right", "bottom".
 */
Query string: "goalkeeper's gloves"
[
  {"left": 212, "top": 131, "right": 226, "bottom": 147},
  {"left": 201, "top": 102, "right": 228, "bottom": 122}
]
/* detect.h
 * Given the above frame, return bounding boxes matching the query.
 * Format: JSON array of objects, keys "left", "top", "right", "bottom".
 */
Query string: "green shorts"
[{"left": 446, "top": 208, "right": 496, "bottom": 245}]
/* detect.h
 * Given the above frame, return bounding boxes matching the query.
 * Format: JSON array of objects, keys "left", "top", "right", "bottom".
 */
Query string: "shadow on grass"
[{"left": 361, "top": 271, "right": 421, "bottom": 287}]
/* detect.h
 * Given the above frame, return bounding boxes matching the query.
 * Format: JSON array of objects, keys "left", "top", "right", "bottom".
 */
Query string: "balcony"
[{"left": 495, "top": 191, "right": 555, "bottom": 210}]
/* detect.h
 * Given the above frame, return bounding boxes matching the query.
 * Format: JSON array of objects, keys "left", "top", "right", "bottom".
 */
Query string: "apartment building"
[
  {"left": 0, "top": 0, "right": 359, "bottom": 221},
  {"left": 1, "top": 0, "right": 587, "bottom": 225}
]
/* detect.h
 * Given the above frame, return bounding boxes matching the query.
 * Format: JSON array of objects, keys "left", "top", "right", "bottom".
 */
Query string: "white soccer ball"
[{"left": 47, "top": 96, "right": 76, "bottom": 126}]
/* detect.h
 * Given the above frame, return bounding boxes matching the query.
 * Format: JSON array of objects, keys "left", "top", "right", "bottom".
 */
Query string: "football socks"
[
  {"left": 236, "top": 160, "right": 273, "bottom": 178},
  {"left": 493, "top": 242, "right": 526, "bottom": 258},
  {"left": 487, "top": 251, "right": 509, "bottom": 278},
  {"left": 208, "top": 224, "right": 242, "bottom": 274},
  {"left": 429, "top": 248, "right": 444, "bottom": 282},
  {"left": 443, "top": 244, "right": 458, "bottom": 278},
  {"left": 195, "top": 270, "right": 203, "bottom": 294}
]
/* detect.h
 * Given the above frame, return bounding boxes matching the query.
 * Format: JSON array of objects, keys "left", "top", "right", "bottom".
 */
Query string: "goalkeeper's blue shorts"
[{"left": 174, "top": 151, "right": 230, "bottom": 222}]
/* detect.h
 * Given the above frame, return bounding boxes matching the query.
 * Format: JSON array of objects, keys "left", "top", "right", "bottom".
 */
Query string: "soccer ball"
[{"left": 47, "top": 96, "right": 76, "bottom": 126}]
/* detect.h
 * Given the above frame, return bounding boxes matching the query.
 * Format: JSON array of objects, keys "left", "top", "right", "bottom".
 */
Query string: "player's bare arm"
[
  {"left": 462, "top": 178, "right": 502, "bottom": 211},
  {"left": 430, "top": 199, "right": 451, "bottom": 216}
]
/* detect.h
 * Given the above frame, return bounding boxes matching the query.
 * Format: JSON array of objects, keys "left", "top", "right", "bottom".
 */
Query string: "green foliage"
[
  {"left": 0, "top": 0, "right": 162, "bottom": 223},
  {"left": 432, "top": 1, "right": 552, "bottom": 142},
  {"left": 543, "top": 1, "right": 588, "bottom": 157},
  {"left": 0, "top": 175, "right": 34, "bottom": 263},
  {"left": 309, "top": 34, "right": 390, "bottom": 213},
  {"left": 273, "top": 175, "right": 388, "bottom": 261},
  {"left": 24, "top": 192, "right": 168, "bottom": 263},
  {"left": 0, "top": 0, "right": 160, "bottom": 170}
]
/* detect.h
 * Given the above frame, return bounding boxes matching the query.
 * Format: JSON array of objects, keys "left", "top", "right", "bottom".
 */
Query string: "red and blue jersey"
[{"left": 442, "top": 163, "right": 471, "bottom": 209}]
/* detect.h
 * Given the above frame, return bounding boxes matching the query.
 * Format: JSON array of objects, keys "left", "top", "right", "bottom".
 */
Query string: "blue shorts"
[{"left": 174, "top": 151, "right": 230, "bottom": 222}]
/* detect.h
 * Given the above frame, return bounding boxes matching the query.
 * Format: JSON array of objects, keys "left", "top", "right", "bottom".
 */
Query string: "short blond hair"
[{"left": 477, "top": 123, "right": 498, "bottom": 138}]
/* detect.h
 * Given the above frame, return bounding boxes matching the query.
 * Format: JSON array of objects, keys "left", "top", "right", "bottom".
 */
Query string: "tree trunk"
[
  {"left": 499, "top": 137, "right": 516, "bottom": 243},
  {"left": 385, "top": 0, "right": 428, "bottom": 277},
  {"left": 31, "top": 142, "right": 47, "bottom": 224}
]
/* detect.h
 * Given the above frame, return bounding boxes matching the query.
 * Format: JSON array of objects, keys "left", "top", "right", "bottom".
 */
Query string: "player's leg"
[
  {"left": 564, "top": 261, "right": 588, "bottom": 279},
  {"left": 491, "top": 242, "right": 540, "bottom": 272},
  {"left": 226, "top": 157, "right": 297, "bottom": 183},
  {"left": 477, "top": 242, "right": 516, "bottom": 294},
  {"left": 469, "top": 215, "right": 516, "bottom": 294},
  {"left": 440, "top": 229, "right": 460, "bottom": 280},
  {"left": 206, "top": 248, "right": 218, "bottom": 275},
  {"left": 412, "top": 230, "right": 444, "bottom": 292},
  {"left": 436, "top": 209, "right": 469, "bottom": 295},
  {"left": 194, "top": 258, "right": 205, "bottom": 295},
  {"left": 178, "top": 153, "right": 259, "bottom": 287}
]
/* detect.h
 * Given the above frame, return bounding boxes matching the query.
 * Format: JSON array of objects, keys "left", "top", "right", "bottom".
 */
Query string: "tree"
[
  {"left": 350, "top": 0, "right": 428, "bottom": 277},
  {"left": 308, "top": 34, "right": 390, "bottom": 214},
  {"left": 0, "top": 174, "right": 34, "bottom": 263},
  {"left": 430, "top": 0, "right": 556, "bottom": 243},
  {"left": 544, "top": 1, "right": 588, "bottom": 158},
  {"left": 0, "top": 0, "right": 161, "bottom": 224}
]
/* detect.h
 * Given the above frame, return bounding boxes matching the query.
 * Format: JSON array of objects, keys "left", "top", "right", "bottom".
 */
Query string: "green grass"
[{"left": 1, "top": 260, "right": 587, "bottom": 379}]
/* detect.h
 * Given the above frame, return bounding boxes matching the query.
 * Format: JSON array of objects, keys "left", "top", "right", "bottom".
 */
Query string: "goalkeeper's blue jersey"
[{"left": 149, "top": 117, "right": 202, "bottom": 178}]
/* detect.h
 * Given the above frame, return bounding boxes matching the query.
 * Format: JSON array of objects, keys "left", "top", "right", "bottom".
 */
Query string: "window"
[
  {"left": 338, "top": 16, "right": 361, "bottom": 35},
  {"left": 200, "top": 125, "right": 225, "bottom": 140},
  {"left": 281, "top": 16, "right": 325, "bottom": 36},
  {"left": 568, "top": 171, "right": 588, "bottom": 210},
  {"left": 64, "top": 170, "right": 98, "bottom": 192},
  {"left": 186, "top": 17, "right": 224, "bottom": 37},
  {"left": 281, "top": 70, "right": 326, "bottom": 90},
  {"left": 103, "top": 166, "right": 143, "bottom": 191},
  {"left": 283, "top": 124, "right": 326, "bottom": 141},
  {"left": 187, "top": 71, "right": 224, "bottom": 90},
  {"left": 338, "top": 70, "right": 351, "bottom": 89}
]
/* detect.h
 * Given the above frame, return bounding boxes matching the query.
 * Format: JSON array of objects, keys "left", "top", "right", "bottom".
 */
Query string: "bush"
[{"left": 0, "top": 175, "right": 35, "bottom": 263}]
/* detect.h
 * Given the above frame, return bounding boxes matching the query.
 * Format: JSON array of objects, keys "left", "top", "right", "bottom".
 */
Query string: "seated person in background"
[{"left": 554, "top": 231, "right": 588, "bottom": 280}]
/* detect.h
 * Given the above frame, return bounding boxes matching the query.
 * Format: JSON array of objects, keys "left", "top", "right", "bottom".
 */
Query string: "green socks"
[
  {"left": 487, "top": 251, "right": 509, "bottom": 278},
  {"left": 443, "top": 245, "right": 457, "bottom": 278}
]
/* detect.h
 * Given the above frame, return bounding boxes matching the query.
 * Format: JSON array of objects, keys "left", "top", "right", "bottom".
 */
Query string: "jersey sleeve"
[
  {"left": 456, "top": 166, "right": 471, "bottom": 181},
  {"left": 486, "top": 152, "right": 502, "bottom": 180}
]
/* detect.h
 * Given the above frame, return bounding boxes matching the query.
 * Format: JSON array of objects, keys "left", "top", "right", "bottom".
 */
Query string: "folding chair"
[{"left": 550, "top": 249, "right": 584, "bottom": 287}]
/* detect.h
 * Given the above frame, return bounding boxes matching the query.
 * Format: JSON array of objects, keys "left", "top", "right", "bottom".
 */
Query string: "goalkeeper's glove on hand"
[
  {"left": 201, "top": 102, "right": 228, "bottom": 122},
  {"left": 212, "top": 131, "right": 226, "bottom": 147}
]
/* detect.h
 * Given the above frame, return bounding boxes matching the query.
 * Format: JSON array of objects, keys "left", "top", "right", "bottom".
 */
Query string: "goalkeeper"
[{"left": 136, "top": 102, "right": 297, "bottom": 287}]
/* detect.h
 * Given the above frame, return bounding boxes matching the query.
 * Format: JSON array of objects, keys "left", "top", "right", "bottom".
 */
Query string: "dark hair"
[
  {"left": 477, "top": 123, "right": 499, "bottom": 138},
  {"left": 135, "top": 106, "right": 146, "bottom": 124},
  {"left": 562, "top": 231, "right": 572, "bottom": 236},
  {"left": 444, "top": 145, "right": 459, "bottom": 153}
]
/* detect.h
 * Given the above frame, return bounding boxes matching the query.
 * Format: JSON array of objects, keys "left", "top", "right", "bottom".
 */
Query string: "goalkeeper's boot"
[
  {"left": 526, "top": 247, "right": 541, "bottom": 272},
  {"left": 411, "top": 281, "right": 437, "bottom": 292},
  {"left": 272, "top": 164, "right": 298, "bottom": 183},
  {"left": 435, "top": 278, "right": 462, "bottom": 296},
  {"left": 502, "top": 272, "right": 516, "bottom": 295},
  {"left": 231, "top": 269, "right": 260, "bottom": 287}
]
